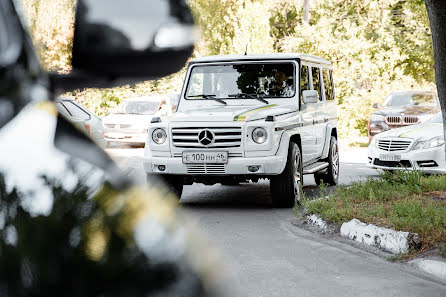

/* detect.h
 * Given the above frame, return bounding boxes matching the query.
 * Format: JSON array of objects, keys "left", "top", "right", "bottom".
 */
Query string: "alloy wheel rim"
[
  {"left": 332, "top": 142, "right": 339, "bottom": 179},
  {"left": 294, "top": 150, "right": 302, "bottom": 200}
]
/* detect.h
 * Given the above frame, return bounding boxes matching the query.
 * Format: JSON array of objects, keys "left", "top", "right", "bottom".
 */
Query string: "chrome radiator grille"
[
  {"left": 378, "top": 139, "right": 412, "bottom": 152},
  {"left": 385, "top": 116, "right": 419, "bottom": 125},
  {"left": 385, "top": 116, "right": 402, "bottom": 125},
  {"left": 172, "top": 127, "right": 242, "bottom": 148},
  {"left": 186, "top": 164, "right": 225, "bottom": 174},
  {"left": 403, "top": 116, "right": 418, "bottom": 124}
]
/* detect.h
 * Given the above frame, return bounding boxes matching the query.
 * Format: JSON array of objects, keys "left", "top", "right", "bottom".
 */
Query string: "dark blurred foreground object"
[
  {"left": 425, "top": 1, "right": 446, "bottom": 158},
  {"left": 0, "top": 0, "right": 225, "bottom": 296},
  {"left": 52, "top": 0, "right": 197, "bottom": 93}
]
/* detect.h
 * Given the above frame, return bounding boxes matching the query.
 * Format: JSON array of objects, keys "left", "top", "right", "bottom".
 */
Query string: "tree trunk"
[
  {"left": 303, "top": 0, "right": 310, "bottom": 25},
  {"left": 425, "top": 0, "right": 446, "bottom": 158}
]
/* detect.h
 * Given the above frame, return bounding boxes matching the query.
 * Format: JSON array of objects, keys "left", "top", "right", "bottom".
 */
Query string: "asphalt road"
[{"left": 107, "top": 146, "right": 446, "bottom": 297}]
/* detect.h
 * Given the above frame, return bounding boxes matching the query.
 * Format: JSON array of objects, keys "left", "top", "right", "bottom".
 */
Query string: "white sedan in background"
[
  {"left": 368, "top": 113, "right": 446, "bottom": 173},
  {"left": 103, "top": 96, "right": 171, "bottom": 147}
]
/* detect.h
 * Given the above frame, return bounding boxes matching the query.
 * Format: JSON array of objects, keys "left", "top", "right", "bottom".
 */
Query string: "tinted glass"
[
  {"left": 323, "top": 69, "right": 334, "bottom": 101},
  {"left": 382, "top": 93, "right": 436, "bottom": 107},
  {"left": 186, "top": 63, "right": 295, "bottom": 99},
  {"left": 113, "top": 101, "right": 161, "bottom": 115},
  {"left": 300, "top": 65, "right": 310, "bottom": 102},
  {"left": 64, "top": 102, "right": 90, "bottom": 120},
  {"left": 311, "top": 67, "right": 322, "bottom": 101}
]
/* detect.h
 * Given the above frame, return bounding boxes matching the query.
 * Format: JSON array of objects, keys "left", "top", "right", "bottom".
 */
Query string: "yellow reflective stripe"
[
  {"left": 34, "top": 101, "right": 58, "bottom": 117},
  {"left": 233, "top": 104, "right": 277, "bottom": 122}
]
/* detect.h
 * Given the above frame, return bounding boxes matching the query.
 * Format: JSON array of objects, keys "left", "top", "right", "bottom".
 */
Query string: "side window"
[
  {"left": 311, "top": 67, "right": 322, "bottom": 101},
  {"left": 323, "top": 69, "right": 334, "bottom": 101},
  {"left": 64, "top": 102, "right": 90, "bottom": 121},
  {"left": 300, "top": 64, "right": 309, "bottom": 102}
]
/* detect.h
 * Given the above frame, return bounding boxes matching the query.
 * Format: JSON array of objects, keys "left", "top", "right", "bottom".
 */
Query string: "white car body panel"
[
  {"left": 368, "top": 120, "right": 446, "bottom": 173},
  {"left": 103, "top": 96, "right": 170, "bottom": 145},
  {"left": 144, "top": 54, "right": 338, "bottom": 178}
]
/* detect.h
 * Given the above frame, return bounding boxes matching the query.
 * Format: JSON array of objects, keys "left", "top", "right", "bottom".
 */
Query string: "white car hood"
[
  {"left": 103, "top": 114, "right": 154, "bottom": 127},
  {"left": 171, "top": 104, "right": 297, "bottom": 122},
  {"left": 377, "top": 122, "right": 443, "bottom": 140}
]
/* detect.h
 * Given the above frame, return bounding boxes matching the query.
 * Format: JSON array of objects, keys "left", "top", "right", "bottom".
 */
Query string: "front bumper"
[
  {"left": 143, "top": 155, "right": 287, "bottom": 175},
  {"left": 367, "top": 145, "right": 446, "bottom": 174}
]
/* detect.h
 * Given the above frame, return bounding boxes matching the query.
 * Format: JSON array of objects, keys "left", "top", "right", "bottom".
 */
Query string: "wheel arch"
[
  {"left": 289, "top": 133, "right": 302, "bottom": 151},
  {"left": 322, "top": 125, "right": 337, "bottom": 159}
]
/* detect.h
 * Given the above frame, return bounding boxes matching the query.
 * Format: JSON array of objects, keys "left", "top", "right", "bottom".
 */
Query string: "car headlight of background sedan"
[
  {"left": 424, "top": 136, "right": 445, "bottom": 149},
  {"left": 370, "top": 114, "right": 385, "bottom": 122},
  {"left": 152, "top": 128, "right": 167, "bottom": 144},
  {"left": 252, "top": 127, "right": 268, "bottom": 144},
  {"left": 412, "top": 136, "right": 444, "bottom": 150}
]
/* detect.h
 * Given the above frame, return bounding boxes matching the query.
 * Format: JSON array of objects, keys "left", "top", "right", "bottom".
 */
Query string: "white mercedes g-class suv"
[{"left": 144, "top": 53, "right": 338, "bottom": 207}]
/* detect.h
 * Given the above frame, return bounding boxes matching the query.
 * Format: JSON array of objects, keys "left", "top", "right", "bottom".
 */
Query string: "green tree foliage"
[
  {"left": 20, "top": 0, "right": 76, "bottom": 73},
  {"left": 20, "top": 0, "right": 434, "bottom": 137},
  {"left": 270, "top": 0, "right": 434, "bottom": 137},
  {"left": 188, "top": 0, "right": 274, "bottom": 55}
]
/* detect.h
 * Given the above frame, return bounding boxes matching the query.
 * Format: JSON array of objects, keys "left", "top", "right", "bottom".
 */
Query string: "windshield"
[
  {"left": 113, "top": 100, "right": 161, "bottom": 115},
  {"left": 382, "top": 93, "right": 437, "bottom": 107},
  {"left": 185, "top": 63, "right": 295, "bottom": 99}
]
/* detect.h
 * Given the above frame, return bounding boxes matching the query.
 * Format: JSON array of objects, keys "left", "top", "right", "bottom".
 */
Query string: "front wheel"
[
  {"left": 314, "top": 136, "right": 339, "bottom": 186},
  {"left": 270, "top": 142, "right": 303, "bottom": 208},
  {"left": 147, "top": 174, "right": 183, "bottom": 199}
]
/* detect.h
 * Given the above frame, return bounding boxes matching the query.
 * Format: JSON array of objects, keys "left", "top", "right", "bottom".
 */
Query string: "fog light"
[
  {"left": 248, "top": 165, "right": 261, "bottom": 173},
  {"left": 158, "top": 165, "right": 166, "bottom": 172}
]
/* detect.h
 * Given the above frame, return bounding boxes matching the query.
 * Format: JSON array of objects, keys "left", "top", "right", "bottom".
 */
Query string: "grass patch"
[{"left": 301, "top": 170, "right": 446, "bottom": 251}]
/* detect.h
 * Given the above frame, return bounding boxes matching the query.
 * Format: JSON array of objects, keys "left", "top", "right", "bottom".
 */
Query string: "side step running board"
[{"left": 303, "top": 162, "right": 329, "bottom": 174}]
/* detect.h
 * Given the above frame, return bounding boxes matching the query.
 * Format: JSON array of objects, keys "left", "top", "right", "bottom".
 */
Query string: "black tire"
[
  {"left": 147, "top": 174, "right": 183, "bottom": 199},
  {"left": 270, "top": 142, "right": 303, "bottom": 208},
  {"left": 314, "top": 136, "right": 339, "bottom": 186}
]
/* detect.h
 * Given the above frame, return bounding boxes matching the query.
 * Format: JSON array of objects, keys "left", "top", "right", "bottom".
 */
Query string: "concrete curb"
[
  {"left": 340, "top": 219, "right": 421, "bottom": 254},
  {"left": 409, "top": 258, "right": 446, "bottom": 281},
  {"left": 306, "top": 214, "right": 328, "bottom": 231}
]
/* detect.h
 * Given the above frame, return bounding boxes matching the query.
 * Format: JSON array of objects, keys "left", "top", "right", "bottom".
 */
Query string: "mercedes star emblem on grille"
[{"left": 198, "top": 129, "right": 215, "bottom": 146}]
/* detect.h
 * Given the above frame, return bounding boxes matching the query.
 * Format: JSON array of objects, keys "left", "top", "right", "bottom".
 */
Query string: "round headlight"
[
  {"left": 252, "top": 128, "right": 268, "bottom": 144},
  {"left": 152, "top": 128, "right": 167, "bottom": 144}
]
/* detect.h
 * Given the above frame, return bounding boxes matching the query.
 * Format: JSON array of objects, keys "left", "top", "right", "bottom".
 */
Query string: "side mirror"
[
  {"left": 302, "top": 90, "right": 319, "bottom": 104},
  {"left": 373, "top": 103, "right": 378, "bottom": 108},
  {"left": 60, "top": 0, "right": 198, "bottom": 91}
]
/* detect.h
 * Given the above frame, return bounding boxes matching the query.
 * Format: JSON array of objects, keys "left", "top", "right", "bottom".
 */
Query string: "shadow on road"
[{"left": 180, "top": 180, "right": 336, "bottom": 209}]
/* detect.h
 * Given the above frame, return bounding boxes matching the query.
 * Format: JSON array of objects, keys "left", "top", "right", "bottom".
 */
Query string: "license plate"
[
  {"left": 379, "top": 154, "right": 401, "bottom": 162},
  {"left": 182, "top": 152, "right": 228, "bottom": 164}
]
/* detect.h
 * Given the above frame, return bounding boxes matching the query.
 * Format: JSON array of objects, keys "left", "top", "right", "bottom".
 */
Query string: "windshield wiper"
[
  {"left": 228, "top": 93, "right": 269, "bottom": 104},
  {"left": 189, "top": 94, "right": 227, "bottom": 105}
]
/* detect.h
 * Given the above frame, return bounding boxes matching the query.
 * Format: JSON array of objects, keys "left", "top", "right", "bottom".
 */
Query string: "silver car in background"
[
  {"left": 103, "top": 96, "right": 171, "bottom": 147},
  {"left": 56, "top": 98, "right": 106, "bottom": 147}
]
